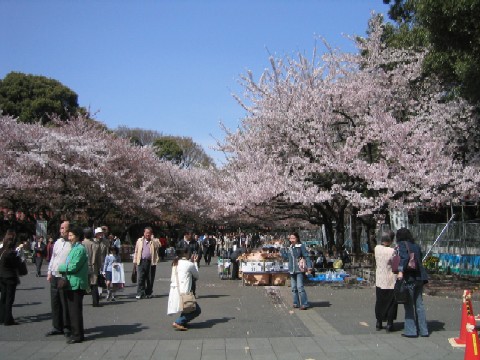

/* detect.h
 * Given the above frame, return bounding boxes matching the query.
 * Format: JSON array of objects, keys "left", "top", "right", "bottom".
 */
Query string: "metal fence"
[
  {"left": 410, "top": 222, "right": 480, "bottom": 256},
  {"left": 290, "top": 222, "right": 480, "bottom": 256}
]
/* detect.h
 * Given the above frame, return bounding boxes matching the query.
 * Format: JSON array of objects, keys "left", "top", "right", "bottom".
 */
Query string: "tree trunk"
[
  {"left": 335, "top": 206, "right": 346, "bottom": 250},
  {"left": 350, "top": 210, "right": 362, "bottom": 255},
  {"left": 363, "top": 216, "right": 377, "bottom": 253}
]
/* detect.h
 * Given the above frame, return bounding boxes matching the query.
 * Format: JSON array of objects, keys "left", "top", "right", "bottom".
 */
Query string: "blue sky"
[{"left": 1, "top": 0, "right": 390, "bottom": 164}]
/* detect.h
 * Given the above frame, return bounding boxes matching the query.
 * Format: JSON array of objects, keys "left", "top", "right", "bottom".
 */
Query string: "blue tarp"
[
  {"left": 437, "top": 254, "right": 480, "bottom": 276},
  {"left": 307, "top": 273, "right": 349, "bottom": 282}
]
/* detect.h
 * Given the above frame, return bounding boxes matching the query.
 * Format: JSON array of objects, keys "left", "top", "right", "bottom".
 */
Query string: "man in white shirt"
[{"left": 45, "top": 221, "right": 72, "bottom": 337}]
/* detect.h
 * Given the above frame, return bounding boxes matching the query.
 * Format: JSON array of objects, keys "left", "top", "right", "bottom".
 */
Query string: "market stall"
[{"left": 238, "top": 250, "right": 289, "bottom": 286}]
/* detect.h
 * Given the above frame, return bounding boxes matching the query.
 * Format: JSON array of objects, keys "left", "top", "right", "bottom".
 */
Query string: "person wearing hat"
[{"left": 82, "top": 227, "right": 109, "bottom": 307}]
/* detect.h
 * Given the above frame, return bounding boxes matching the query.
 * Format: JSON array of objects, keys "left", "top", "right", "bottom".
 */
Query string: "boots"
[
  {"left": 376, "top": 320, "right": 383, "bottom": 331},
  {"left": 385, "top": 321, "right": 393, "bottom": 333}
]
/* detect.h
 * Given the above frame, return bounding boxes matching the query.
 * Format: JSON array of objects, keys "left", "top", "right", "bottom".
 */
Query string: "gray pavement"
[{"left": 0, "top": 259, "right": 472, "bottom": 359}]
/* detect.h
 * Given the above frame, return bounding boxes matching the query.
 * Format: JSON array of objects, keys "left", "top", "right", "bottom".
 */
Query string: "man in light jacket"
[{"left": 133, "top": 227, "right": 160, "bottom": 299}]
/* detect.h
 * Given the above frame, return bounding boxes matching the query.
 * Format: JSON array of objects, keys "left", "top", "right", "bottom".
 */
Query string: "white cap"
[{"left": 94, "top": 227, "right": 104, "bottom": 235}]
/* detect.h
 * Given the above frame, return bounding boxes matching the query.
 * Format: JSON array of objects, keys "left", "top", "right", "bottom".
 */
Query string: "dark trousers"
[
  {"left": 204, "top": 251, "right": 211, "bottom": 265},
  {"left": 159, "top": 247, "right": 166, "bottom": 260},
  {"left": 137, "top": 260, "right": 156, "bottom": 296},
  {"left": 65, "top": 290, "right": 85, "bottom": 341},
  {"left": 91, "top": 284, "right": 100, "bottom": 306},
  {"left": 0, "top": 278, "right": 17, "bottom": 325},
  {"left": 50, "top": 277, "right": 71, "bottom": 332},
  {"left": 375, "top": 287, "right": 398, "bottom": 324},
  {"left": 231, "top": 260, "right": 239, "bottom": 280},
  {"left": 35, "top": 256, "right": 43, "bottom": 275}
]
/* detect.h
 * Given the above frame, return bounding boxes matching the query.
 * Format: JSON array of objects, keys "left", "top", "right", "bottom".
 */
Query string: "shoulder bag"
[
  {"left": 390, "top": 246, "right": 400, "bottom": 274},
  {"left": 57, "top": 255, "right": 72, "bottom": 289},
  {"left": 56, "top": 276, "right": 70, "bottom": 289},
  {"left": 56, "top": 251, "right": 87, "bottom": 289},
  {"left": 405, "top": 242, "right": 417, "bottom": 270},
  {"left": 174, "top": 265, "right": 196, "bottom": 313},
  {"left": 291, "top": 246, "right": 307, "bottom": 272},
  {"left": 298, "top": 257, "right": 307, "bottom": 272}
]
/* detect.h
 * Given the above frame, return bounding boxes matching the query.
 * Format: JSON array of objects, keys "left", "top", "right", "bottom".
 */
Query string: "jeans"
[
  {"left": 403, "top": 280, "right": 428, "bottom": 336},
  {"left": 290, "top": 272, "right": 308, "bottom": 307},
  {"left": 174, "top": 303, "right": 201, "bottom": 326}
]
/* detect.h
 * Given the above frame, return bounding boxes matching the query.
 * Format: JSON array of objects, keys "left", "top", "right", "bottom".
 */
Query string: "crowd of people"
[{"left": 0, "top": 220, "right": 430, "bottom": 340}]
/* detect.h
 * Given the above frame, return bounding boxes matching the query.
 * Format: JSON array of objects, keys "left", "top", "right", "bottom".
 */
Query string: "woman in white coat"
[{"left": 168, "top": 248, "right": 201, "bottom": 331}]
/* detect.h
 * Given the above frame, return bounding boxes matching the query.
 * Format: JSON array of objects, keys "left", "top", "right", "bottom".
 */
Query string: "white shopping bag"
[{"left": 112, "top": 263, "right": 125, "bottom": 284}]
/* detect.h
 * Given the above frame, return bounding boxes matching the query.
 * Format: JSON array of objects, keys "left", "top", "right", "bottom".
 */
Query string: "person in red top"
[
  {"left": 45, "top": 237, "right": 54, "bottom": 262},
  {"left": 158, "top": 235, "right": 167, "bottom": 261}
]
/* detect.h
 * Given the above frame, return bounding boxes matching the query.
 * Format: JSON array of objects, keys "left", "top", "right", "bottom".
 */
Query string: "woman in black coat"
[{"left": 0, "top": 235, "right": 23, "bottom": 326}]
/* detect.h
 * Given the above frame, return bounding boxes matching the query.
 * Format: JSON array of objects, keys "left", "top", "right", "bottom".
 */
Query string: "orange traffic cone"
[
  {"left": 464, "top": 315, "right": 480, "bottom": 360},
  {"left": 450, "top": 290, "right": 474, "bottom": 347}
]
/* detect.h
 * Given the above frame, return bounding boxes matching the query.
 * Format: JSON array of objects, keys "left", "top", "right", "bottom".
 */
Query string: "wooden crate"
[
  {"left": 271, "top": 273, "right": 288, "bottom": 286},
  {"left": 243, "top": 273, "right": 271, "bottom": 286}
]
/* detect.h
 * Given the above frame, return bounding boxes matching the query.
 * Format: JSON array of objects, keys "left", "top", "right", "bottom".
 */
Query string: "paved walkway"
[{"left": 0, "top": 259, "right": 470, "bottom": 359}]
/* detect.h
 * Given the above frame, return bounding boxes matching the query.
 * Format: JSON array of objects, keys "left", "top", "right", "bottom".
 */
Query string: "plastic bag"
[{"left": 394, "top": 279, "right": 409, "bottom": 304}]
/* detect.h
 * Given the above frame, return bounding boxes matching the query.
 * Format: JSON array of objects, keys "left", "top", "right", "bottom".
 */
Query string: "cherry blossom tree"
[
  {"left": 212, "top": 16, "right": 480, "bottom": 250},
  {"left": 0, "top": 114, "right": 199, "bottom": 233}
]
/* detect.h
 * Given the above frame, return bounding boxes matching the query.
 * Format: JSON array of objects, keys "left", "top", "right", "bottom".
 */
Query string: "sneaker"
[
  {"left": 135, "top": 295, "right": 141, "bottom": 299},
  {"left": 172, "top": 322, "right": 188, "bottom": 331}
]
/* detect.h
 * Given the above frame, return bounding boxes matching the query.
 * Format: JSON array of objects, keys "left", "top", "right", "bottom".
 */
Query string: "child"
[{"left": 103, "top": 246, "right": 122, "bottom": 301}]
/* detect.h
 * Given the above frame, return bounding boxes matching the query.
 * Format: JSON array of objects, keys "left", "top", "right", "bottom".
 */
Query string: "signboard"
[{"left": 36, "top": 220, "right": 47, "bottom": 238}]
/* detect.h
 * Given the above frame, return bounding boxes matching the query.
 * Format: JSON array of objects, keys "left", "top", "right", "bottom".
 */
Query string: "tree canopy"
[
  {"left": 383, "top": 0, "right": 480, "bottom": 104},
  {"left": 208, "top": 16, "right": 479, "bottom": 248},
  {"left": 153, "top": 137, "right": 184, "bottom": 165},
  {"left": 0, "top": 72, "right": 82, "bottom": 124}
]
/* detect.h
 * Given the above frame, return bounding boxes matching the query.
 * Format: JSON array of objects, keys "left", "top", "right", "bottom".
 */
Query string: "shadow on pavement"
[
  {"left": 309, "top": 301, "right": 331, "bottom": 308},
  {"left": 15, "top": 312, "right": 52, "bottom": 324},
  {"left": 13, "top": 301, "right": 42, "bottom": 308},
  {"left": 85, "top": 323, "right": 147, "bottom": 338},
  {"left": 197, "top": 294, "right": 229, "bottom": 299},
  {"left": 188, "top": 317, "right": 235, "bottom": 329},
  {"left": 427, "top": 320, "right": 447, "bottom": 332},
  {"left": 17, "top": 287, "right": 45, "bottom": 291}
]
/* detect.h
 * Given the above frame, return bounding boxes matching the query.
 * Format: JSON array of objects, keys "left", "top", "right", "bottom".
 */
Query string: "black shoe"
[
  {"left": 376, "top": 321, "right": 382, "bottom": 331},
  {"left": 385, "top": 324, "right": 393, "bottom": 333},
  {"left": 66, "top": 338, "right": 82, "bottom": 344},
  {"left": 46, "top": 329, "right": 64, "bottom": 336},
  {"left": 92, "top": 303, "right": 103, "bottom": 307},
  {"left": 420, "top": 334, "right": 429, "bottom": 337},
  {"left": 4, "top": 321, "right": 19, "bottom": 326}
]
